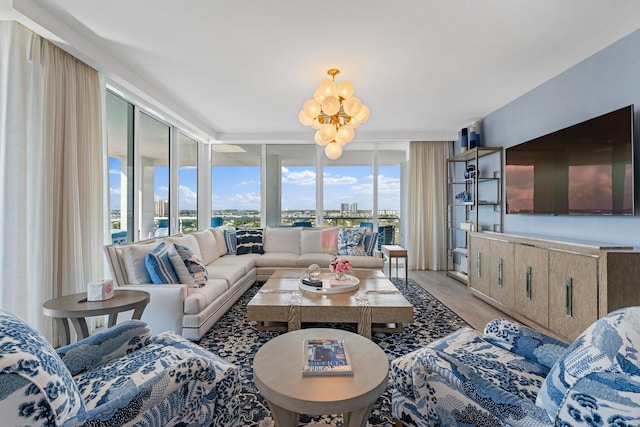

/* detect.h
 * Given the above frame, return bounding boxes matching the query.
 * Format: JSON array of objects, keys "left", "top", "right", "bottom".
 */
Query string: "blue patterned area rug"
[{"left": 197, "top": 278, "right": 470, "bottom": 427}]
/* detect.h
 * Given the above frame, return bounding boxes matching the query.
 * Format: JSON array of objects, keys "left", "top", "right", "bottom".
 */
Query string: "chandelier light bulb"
[
  {"left": 343, "top": 96, "right": 363, "bottom": 117},
  {"left": 313, "top": 88, "right": 325, "bottom": 104},
  {"left": 298, "top": 110, "right": 313, "bottom": 126},
  {"left": 319, "top": 123, "right": 337, "bottom": 142},
  {"left": 311, "top": 117, "right": 322, "bottom": 129},
  {"left": 335, "top": 125, "right": 355, "bottom": 145},
  {"left": 318, "top": 78, "right": 337, "bottom": 98},
  {"left": 354, "top": 104, "right": 370, "bottom": 124},
  {"left": 325, "top": 142, "right": 343, "bottom": 160},
  {"left": 314, "top": 130, "right": 330, "bottom": 146},
  {"left": 337, "top": 81, "right": 354, "bottom": 99},
  {"left": 321, "top": 95, "right": 340, "bottom": 116},
  {"left": 303, "top": 99, "right": 321, "bottom": 119}
]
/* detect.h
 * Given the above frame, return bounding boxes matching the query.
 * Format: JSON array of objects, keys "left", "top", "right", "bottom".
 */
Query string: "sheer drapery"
[
  {"left": 0, "top": 22, "right": 106, "bottom": 344},
  {"left": 408, "top": 141, "right": 451, "bottom": 271}
]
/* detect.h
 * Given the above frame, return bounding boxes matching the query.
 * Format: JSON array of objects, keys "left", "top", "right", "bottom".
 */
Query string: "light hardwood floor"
[
  {"left": 410, "top": 269, "right": 511, "bottom": 331},
  {"left": 383, "top": 260, "right": 510, "bottom": 332}
]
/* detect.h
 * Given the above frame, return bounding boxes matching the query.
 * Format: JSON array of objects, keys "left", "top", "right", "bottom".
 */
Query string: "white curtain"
[
  {"left": 408, "top": 141, "right": 451, "bottom": 271},
  {"left": 0, "top": 22, "right": 106, "bottom": 344}
]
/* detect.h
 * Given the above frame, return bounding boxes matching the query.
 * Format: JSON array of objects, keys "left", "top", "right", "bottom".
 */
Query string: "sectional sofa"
[{"left": 104, "top": 226, "right": 384, "bottom": 340}]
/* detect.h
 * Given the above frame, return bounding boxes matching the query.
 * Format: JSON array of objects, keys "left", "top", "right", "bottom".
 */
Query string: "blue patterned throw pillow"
[
  {"left": 145, "top": 242, "right": 179, "bottom": 284},
  {"left": 174, "top": 243, "right": 208, "bottom": 286},
  {"left": 363, "top": 231, "right": 378, "bottom": 256},
  {"left": 236, "top": 228, "right": 264, "bottom": 255},
  {"left": 337, "top": 227, "right": 366, "bottom": 256},
  {"left": 223, "top": 229, "right": 237, "bottom": 254}
]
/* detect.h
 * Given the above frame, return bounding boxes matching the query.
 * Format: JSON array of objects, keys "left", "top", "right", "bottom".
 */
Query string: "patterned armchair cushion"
[
  {"left": 556, "top": 371, "right": 640, "bottom": 426},
  {"left": 56, "top": 320, "right": 152, "bottom": 375},
  {"left": 392, "top": 327, "right": 553, "bottom": 426},
  {"left": 484, "top": 318, "right": 569, "bottom": 369},
  {"left": 0, "top": 310, "right": 85, "bottom": 426},
  {"left": 74, "top": 331, "right": 240, "bottom": 426},
  {"left": 537, "top": 306, "right": 640, "bottom": 421},
  {"left": 1, "top": 309, "right": 240, "bottom": 427}
]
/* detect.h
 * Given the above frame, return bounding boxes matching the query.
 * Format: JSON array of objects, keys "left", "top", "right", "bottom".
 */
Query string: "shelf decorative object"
[{"left": 445, "top": 147, "right": 503, "bottom": 284}]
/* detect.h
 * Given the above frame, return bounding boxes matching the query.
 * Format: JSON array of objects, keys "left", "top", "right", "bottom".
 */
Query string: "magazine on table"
[{"left": 302, "top": 338, "right": 353, "bottom": 376}]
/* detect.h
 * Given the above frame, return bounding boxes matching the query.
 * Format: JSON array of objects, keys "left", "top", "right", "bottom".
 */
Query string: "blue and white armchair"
[
  {"left": 391, "top": 306, "right": 640, "bottom": 426},
  {"left": 0, "top": 309, "right": 240, "bottom": 426}
]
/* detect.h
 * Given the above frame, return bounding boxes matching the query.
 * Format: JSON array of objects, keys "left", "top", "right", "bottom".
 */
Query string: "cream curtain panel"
[
  {"left": 408, "top": 141, "right": 452, "bottom": 271},
  {"left": 0, "top": 22, "right": 106, "bottom": 344}
]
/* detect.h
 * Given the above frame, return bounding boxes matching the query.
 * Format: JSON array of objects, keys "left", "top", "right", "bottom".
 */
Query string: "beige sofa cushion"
[
  {"left": 256, "top": 252, "right": 300, "bottom": 268},
  {"left": 192, "top": 230, "right": 222, "bottom": 265},
  {"left": 121, "top": 241, "right": 158, "bottom": 284},
  {"left": 300, "top": 229, "right": 322, "bottom": 254},
  {"left": 209, "top": 227, "right": 229, "bottom": 257},
  {"left": 205, "top": 264, "right": 247, "bottom": 286},
  {"left": 183, "top": 279, "right": 229, "bottom": 314},
  {"left": 167, "top": 234, "right": 202, "bottom": 260},
  {"left": 263, "top": 227, "right": 301, "bottom": 254}
]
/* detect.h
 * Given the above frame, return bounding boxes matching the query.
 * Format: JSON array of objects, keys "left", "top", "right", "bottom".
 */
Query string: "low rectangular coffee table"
[{"left": 246, "top": 269, "right": 413, "bottom": 339}]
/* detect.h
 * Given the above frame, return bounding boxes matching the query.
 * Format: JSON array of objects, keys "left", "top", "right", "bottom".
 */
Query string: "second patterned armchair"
[{"left": 391, "top": 306, "right": 640, "bottom": 426}]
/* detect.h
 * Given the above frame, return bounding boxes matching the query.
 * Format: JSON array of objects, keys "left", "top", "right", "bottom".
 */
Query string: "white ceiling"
[{"left": 4, "top": 0, "right": 640, "bottom": 144}]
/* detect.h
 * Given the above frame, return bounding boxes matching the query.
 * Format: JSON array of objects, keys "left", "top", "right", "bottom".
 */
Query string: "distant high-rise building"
[
  {"left": 340, "top": 202, "right": 357, "bottom": 216},
  {"left": 155, "top": 200, "right": 169, "bottom": 217}
]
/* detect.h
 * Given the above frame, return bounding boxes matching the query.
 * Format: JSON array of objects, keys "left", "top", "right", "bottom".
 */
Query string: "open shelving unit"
[{"left": 446, "top": 147, "right": 503, "bottom": 284}]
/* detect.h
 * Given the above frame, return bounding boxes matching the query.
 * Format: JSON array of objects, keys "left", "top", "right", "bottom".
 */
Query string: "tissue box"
[{"left": 87, "top": 279, "right": 114, "bottom": 301}]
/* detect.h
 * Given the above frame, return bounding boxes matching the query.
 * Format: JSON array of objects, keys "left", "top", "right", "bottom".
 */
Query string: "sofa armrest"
[
  {"left": 57, "top": 320, "right": 152, "bottom": 375},
  {"left": 484, "top": 318, "right": 568, "bottom": 369},
  {"left": 555, "top": 372, "right": 640, "bottom": 425},
  {"left": 117, "top": 284, "right": 187, "bottom": 335}
]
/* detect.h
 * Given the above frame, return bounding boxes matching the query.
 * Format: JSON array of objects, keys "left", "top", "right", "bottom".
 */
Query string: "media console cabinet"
[{"left": 468, "top": 231, "right": 640, "bottom": 342}]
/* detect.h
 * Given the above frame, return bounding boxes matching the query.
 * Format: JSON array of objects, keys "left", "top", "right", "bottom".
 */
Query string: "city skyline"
[{"left": 109, "top": 159, "right": 400, "bottom": 212}]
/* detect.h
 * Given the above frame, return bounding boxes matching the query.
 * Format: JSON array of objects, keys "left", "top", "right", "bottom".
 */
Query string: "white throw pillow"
[
  {"left": 121, "top": 241, "right": 158, "bottom": 284},
  {"left": 264, "top": 227, "right": 301, "bottom": 254},
  {"left": 210, "top": 227, "right": 229, "bottom": 257},
  {"left": 192, "top": 229, "right": 222, "bottom": 264},
  {"left": 300, "top": 229, "right": 323, "bottom": 254}
]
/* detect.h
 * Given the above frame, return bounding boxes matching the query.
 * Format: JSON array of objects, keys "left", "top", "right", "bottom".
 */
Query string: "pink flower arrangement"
[{"left": 329, "top": 257, "right": 352, "bottom": 274}]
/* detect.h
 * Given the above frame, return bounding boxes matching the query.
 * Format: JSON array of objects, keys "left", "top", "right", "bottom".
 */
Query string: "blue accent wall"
[{"left": 482, "top": 28, "right": 640, "bottom": 246}]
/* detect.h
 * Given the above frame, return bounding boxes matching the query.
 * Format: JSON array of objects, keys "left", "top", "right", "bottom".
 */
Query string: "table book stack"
[{"left": 302, "top": 338, "right": 353, "bottom": 376}]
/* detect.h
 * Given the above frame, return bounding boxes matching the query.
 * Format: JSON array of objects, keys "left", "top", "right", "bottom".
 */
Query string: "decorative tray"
[{"left": 298, "top": 273, "right": 360, "bottom": 294}]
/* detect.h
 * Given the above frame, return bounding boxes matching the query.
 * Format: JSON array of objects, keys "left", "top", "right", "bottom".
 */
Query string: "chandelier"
[{"left": 298, "top": 69, "right": 370, "bottom": 159}]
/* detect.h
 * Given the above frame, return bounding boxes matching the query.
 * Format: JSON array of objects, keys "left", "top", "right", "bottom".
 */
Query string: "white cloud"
[
  {"left": 324, "top": 175, "right": 358, "bottom": 185},
  {"left": 282, "top": 169, "right": 316, "bottom": 185},
  {"left": 178, "top": 185, "right": 197, "bottom": 209}
]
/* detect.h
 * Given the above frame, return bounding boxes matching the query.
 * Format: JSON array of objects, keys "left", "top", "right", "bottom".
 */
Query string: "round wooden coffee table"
[
  {"left": 42, "top": 290, "right": 150, "bottom": 346},
  {"left": 253, "top": 328, "right": 388, "bottom": 427}
]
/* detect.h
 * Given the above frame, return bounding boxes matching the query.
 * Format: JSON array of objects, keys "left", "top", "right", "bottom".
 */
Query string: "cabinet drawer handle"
[
  {"left": 476, "top": 252, "right": 481, "bottom": 277},
  {"left": 525, "top": 265, "right": 531, "bottom": 299},
  {"left": 498, "top": 258, "right": 503, "bottom": 287},
  {"left": 565, "top": 277, "right": 573, "bottom": 317}
]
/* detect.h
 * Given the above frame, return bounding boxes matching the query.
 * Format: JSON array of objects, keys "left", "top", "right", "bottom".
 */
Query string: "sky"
[{"left": 109, "top": 158, "right": 400, "bottom": 212}]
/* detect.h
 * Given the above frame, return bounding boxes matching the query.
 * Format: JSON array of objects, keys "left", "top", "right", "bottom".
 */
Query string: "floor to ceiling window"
[
  {"left": 106, "top": 91, "right": 134, "bottom": 244},
  {"left": 323, "top": 151, "right": 374, "bottom": 228},
  {"left": 211, "top": 144, "right": 261, "bottom": 227},
  {"left": 377, "top": 150, "right": 404, "bottom": 245},
  {"left": 267, "top": 145, "right": 317, "bottom": 226},
  {"left": 139, "top": 112, "right": 170, "bottom": 239},
  {"left": 178, "top": 132, "right": 198, "bottom": 233}
]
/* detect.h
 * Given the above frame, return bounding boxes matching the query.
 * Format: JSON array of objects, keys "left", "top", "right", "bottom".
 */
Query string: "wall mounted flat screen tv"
[{"left": 505, "top": 105, "right": 634, "bottom": 215}]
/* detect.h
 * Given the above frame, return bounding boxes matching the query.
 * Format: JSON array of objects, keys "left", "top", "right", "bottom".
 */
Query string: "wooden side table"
[
  {"left": 42, "top": 290, "right": 150, "bottom": 346},
  {"left": 253, "top": 328, "right": 388, "bottom": 427},
  {"left": 381, "top": 245, "right": 408, "bottom": 287}
]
